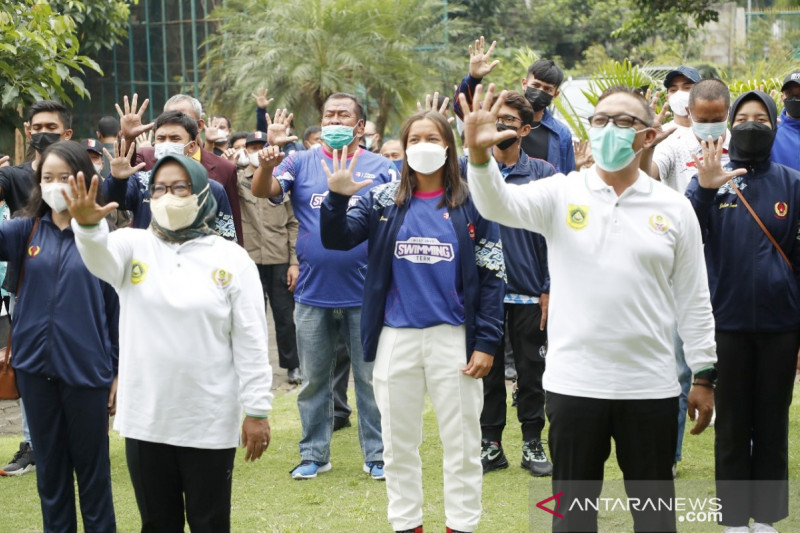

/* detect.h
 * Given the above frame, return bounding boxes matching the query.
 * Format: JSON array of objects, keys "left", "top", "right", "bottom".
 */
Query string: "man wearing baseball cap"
[
  {"left": 236, "top": 130, "right": 302, "bottom": 386},
  {"left": 771, "top": 69, "right": 800, "bottom": 172},
  {"left": 81, "top": 139, "right": 105, "bottom": 177},
  {"left": 663, "top": 66, "right": 702, "bottom": 132}
]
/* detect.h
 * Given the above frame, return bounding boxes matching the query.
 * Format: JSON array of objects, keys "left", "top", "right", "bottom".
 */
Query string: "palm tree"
[{"left": 203, "top": 0, "right": 464, "bottom": 135}]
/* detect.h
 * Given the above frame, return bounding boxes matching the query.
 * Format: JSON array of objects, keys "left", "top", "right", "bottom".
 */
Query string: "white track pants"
[{"left": 373, "top": 324, "right": 483, "bottom": 532}]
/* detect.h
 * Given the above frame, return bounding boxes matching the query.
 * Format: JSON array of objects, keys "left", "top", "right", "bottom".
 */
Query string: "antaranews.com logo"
[{"left": 529, "top": 480, "right": 799, "bottom": 532}]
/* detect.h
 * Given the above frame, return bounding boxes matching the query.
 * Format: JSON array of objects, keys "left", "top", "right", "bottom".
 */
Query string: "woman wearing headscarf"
[
  {"left": 0, "top": 140, "right": 118, "bottom": 532},
  {"left": 65, "top": 153, "right": 273, "bottom": 533},
  {"left": 686, "top": 90, "right": 800, "bottom": 533},
  {"left": 320, "top": 110, "right": 505, "bottom": 533}
]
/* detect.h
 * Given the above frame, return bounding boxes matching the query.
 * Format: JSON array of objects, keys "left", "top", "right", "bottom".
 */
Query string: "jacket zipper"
[{"left": 47, "top": 230, "right": 64, "bottom": 378}]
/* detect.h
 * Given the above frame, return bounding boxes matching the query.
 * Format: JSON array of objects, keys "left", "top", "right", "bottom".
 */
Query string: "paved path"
[{"left": 1, "top": 307, "right": 296, "bottom": 437}]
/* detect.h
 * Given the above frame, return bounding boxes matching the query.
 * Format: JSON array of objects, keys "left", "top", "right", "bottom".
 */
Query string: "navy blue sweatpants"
[{"left": 16, "top": 370, "right": 115, "bottom": 533}]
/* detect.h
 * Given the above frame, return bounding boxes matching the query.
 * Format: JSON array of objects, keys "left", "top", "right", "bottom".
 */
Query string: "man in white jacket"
[{"left": 460, "top": 84, "right": 716, "bottom": 533}]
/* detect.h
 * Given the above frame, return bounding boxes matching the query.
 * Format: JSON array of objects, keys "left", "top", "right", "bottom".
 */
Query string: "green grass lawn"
[{"left": 2, "top": 386, "right": 800, "bottom": 532}]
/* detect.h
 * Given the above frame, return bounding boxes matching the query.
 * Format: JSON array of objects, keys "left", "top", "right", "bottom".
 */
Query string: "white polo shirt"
[
  {"left": 469, "top": 160, "right": 716, "bottom": 400},
  {"left": 72, "top": 220, "right": 273, "bottom": 448}
]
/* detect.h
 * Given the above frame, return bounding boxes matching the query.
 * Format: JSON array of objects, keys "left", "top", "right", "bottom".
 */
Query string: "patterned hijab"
[{"left": 147, "top": 154, "right": 218, "bottom": 242}]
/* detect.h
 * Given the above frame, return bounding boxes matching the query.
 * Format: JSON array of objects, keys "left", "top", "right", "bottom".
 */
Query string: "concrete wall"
[{"left": 697, "top": 2, "right": 746, "bottom": 67}]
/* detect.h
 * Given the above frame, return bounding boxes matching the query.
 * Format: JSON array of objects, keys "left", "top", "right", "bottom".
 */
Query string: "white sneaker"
[
  {"left": 723, "top": 527, "right": 749, "bottom": 533},
  {"left": 751, "top": 523, "right": 777, "bottom": 533}
]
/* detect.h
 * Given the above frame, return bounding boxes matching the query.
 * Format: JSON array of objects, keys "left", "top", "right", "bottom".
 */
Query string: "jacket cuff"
[
  {"left": 473, "top": 339, "right": 499, "bottom": 357},
  {"left": 694, "top": 185, "right": 719, "bottom": 202},
  {"left": 327, "top": 190, "right": 352, "bottom": 208}
]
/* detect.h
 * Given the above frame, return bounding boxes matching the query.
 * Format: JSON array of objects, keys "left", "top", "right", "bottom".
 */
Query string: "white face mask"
[
  {"left": 405, "top": 142, "right": 447, "bottom": 174},
  {"left": 235, "top": 150, "right": 250, "bottom": 168},
  {"left": 248, "top": 152, "right": 260, "bottom": 168},
  {"left": 154, "top": 141, "right": 190, "bottom": 161},
  {"left": 41, "top": 182, "right": 71, "bottom": 213},
  {"left": 93, "top": 162, "right": 104, "bottom": 175},
  {"left": 308, "top": 143, "right": 321, "bottom": 150},
  {"left": 668, "top": 90, "right": 691, "bottom": 117},
  {"left": 149, "top": 184, "right": 208, "bottom": 231}
]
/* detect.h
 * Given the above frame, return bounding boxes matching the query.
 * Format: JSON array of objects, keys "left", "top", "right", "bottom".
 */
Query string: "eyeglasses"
[
  {"left": 497, "top": 115, "right": 522, "bottom": 126},
  {"left": 588, "top": 113, "right": 651, "bottom": 129},
  {"left": 149, "top": 182, "right": 192, "bottom": 198}
]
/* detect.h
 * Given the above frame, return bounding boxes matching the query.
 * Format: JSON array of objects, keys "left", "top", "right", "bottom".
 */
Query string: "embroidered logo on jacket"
[
  {"left": 27, "top": 246, "right": 40, "bottom": 257},
  {"left": 474, "top": 238, "right": 506, "bottom": 281},
  {"left": 394, "top": 237, "right": 454, "bottom": 264},
  {"left": 130, "top": 260, "right": 148, "bottom": 285},
  {"left": 775, "top": 201, "right": 788, "bottom": 220},
  {"left": 566, "top": 204, "right": 589, "bottom": 230},
  {"left": 648, "top": 214, "right": 671, "bottom": 234},
  {"left": 212, "top": 268, "right": 233, "bottom": 287}
]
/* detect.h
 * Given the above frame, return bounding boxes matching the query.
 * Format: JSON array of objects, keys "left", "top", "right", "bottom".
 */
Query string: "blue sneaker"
[
  {"left": 363, "top": 461, "right": 385, "bottom": 480},
  {"left": 290, "top": 460, "right": 331, "bottom": 479}
]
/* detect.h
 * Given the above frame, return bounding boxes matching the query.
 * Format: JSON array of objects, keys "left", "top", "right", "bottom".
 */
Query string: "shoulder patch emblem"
[
  {"left": 212, "top": 268, "right": 233, "bottom": 288},
  {"left": 775, "top": 201, "right": 788, "bottom": 220},
  {"left": 648, "top": 214, "right": 671, "bottom": 234},
  {"left": 131, "top": 260, "right": 148, "bottom": 285},
  {"left": 566, "top": 204, "right": 589, "bottom": 230},
  {"left": 27, "top": 245, "right": 40, "bottom": 257}
]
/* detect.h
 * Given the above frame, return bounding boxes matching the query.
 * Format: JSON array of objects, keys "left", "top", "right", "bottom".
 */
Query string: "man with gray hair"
[{"left": 118, "top": 93, "right": 243, "bottom": 245}]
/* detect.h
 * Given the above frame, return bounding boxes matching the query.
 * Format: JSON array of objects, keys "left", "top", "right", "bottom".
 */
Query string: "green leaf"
[
  {"left": 1, "top": 85, "right": 19, "bottom": 107},
  {"left": 55, "top": 63, "right": 69, "bottom": 80}
]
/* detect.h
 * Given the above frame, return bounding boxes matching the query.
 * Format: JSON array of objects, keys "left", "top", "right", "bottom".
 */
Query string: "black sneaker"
[
  {"left": 287, "top": 367, "right": 302, "bottom": 385},
  {"left": 522, "top": 439, "right": 552, "bottom": 477},
  {"left": 0, "top": 441, "right": 35, "bottom": 476},
  {"left": 480, "top": 439, "right": 509, "bottom": 473}
]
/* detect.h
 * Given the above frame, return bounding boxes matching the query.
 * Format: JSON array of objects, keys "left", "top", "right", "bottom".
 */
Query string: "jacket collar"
[{"left": 778, "top": 109, "right": 800, "bottom": 130}]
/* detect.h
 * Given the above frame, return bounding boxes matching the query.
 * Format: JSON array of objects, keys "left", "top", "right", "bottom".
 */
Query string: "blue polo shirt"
[{"left": 273, "top": 146, "right": 394, "bottom": 307}]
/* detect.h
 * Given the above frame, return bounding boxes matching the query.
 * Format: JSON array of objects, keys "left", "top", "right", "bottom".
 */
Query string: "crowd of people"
[{"left": 1, "top": 35, "right": 800, "bottom": 533}]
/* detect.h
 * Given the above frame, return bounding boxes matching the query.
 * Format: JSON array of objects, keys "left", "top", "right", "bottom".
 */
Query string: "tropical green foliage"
[
  {"left": 48, "top": 0, "right": 135, "bottom": 55},
  {"left": 581, "top": 60, "right": 658, "bottom": 106},
  {"left": 0, "top": 0, "right": 133, "bottom": 130},
  {"left": 203, "top": 0, "right": 466, "bottom": 136},
  {"left": 0, "top": 2, "right": 100, "bottom": 108},
  {"left": 613, "top": 0, "right": 719, "bottom": 45}
]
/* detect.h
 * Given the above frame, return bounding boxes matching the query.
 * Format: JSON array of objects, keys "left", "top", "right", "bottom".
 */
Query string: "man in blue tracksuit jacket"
[
  {"left": 770, "top": 69, "right": 800, "bottom": 172},
  {"left": 456, "top": 90, "right": 558, "bottom": 478},
  {"left": 685, "top": 90, "right": 800, "bottom": 529},
  {"left": 453, "top": 37, "right": 575, "bottom": 174}
]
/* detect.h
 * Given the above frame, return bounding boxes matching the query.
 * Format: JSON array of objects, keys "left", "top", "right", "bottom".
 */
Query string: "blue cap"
[{"left": 664, "top": 66, "right": 701, "bottom": 89}]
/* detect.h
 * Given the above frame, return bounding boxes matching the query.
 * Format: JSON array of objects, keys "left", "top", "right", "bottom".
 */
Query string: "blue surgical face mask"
[
  {"left": 321, "top": 124, "right": 357, "bottom": 150},
  {"left": 690, "top": 118, "right": 727, "bottom": 142},
  {"left": 391, "top": 159, "right": 403, "bottom": 173},
  {"left": 589, "top": 124, "right": 649, "bottom": 172}
]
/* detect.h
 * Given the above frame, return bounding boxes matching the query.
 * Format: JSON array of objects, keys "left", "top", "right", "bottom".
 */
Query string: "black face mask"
[
  {"left": 524, "top": 87, "right": 553, "bottom": 111},
  {"left": 784, "top": 97, "right": 800, "bottom": 119},
  {"left": 729, "top": 122, "right": 775, "bottom": 162},
  {"left": 495, "top": 124, "right": 519, "bottom": 150},
  {"left": 30, "top": 132, "right": 62, "bottom": 153}
]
